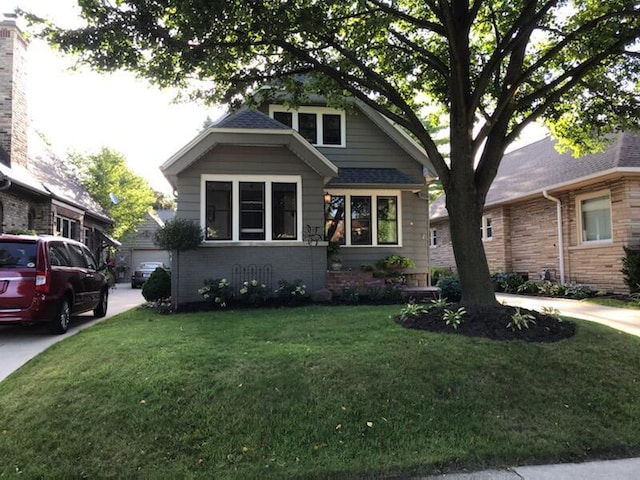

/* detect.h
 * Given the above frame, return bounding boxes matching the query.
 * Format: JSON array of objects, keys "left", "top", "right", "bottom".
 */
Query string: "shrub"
[
  {"left": 537, "top": 281, "right": 566, "bottom": 297},
  {"left": 436, "top": 275, "right": 461, "bottom": 302},
  {"left": 563, "top": 283, "right": 595, "bottom": 299},
  {"left": 364, "top": 284, "right": 405, "bottom": 304},
  {"left": 517, "top": 280, "right": 540, "bottom": 295},
  {"left": 142, "top": 267, "right": 171, "bottom": 301},
  {"left": 198, "top": 278, "right": 233, "bottom": 307},
  {"left": 276, "top": 280, "right": 308, "bottom": 306},
  {"left": 338, "top": 284, "right": 360, "bottom": 304},
  {"left": 492, "top": 272, "right": 525, "bottom": 293},
  {"left": 430, "top": 266, "right": 453, "bottom": 286},
  {"left": 622, "top": 246, "right": 640, "bottom": 293},
  {"left": 239, "top": 279, "right": 268, "bottom": 306}
]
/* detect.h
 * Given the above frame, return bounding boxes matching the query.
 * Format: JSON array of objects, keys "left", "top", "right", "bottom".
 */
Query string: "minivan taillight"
[{"left": 35, "top": 271, "right": 50, "bottom": 294}]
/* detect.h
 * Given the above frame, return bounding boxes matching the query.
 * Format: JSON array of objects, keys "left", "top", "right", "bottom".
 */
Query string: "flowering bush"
[
  {"left": 239, "top": 279, "right": 268, "bottom": 306},
  {"left": 198, "top": 278, "right": 233, "bottom": 307},
  {"left": 276, "top": 279, "right": 308, "bottom": 305}
]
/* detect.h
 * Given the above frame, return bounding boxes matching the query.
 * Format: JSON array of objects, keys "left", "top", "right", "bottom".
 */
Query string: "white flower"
[
  {"left": 214, "top": 297, "right": 221, "bottom": 303},
  {"left": 251, "top": 279, "right": 258, "bottom": 286},
  {"left": 240, "top": 287, "right": 248, "bottom": 294}
]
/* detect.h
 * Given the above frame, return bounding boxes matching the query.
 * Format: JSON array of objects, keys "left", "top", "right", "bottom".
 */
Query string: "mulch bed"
[{"left": 395, "top": 303, "right": 576, "bottom": 342}]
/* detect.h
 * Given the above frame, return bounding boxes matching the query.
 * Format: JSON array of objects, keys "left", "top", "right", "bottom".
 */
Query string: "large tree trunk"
[{"left": 446, "top": 186, "right": 498, "bottom": 308}]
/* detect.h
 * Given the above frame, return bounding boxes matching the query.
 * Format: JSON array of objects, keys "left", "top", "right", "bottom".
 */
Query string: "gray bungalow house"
[
  {"left": 161, "top": 100, "right": 436, "bottom": 307},
  {"left": 430, "top": 133, "right": 640, "bottom": 294}
]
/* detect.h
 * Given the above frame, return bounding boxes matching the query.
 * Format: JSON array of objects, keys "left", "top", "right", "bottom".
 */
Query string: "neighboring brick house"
[
  {"left": 429, "top": 133, "right": 640, "bottom": 294},
  {"left": 161, "top": 101, "right": 436, "bottom": 307},
  {"left": 0, "top": 14, "right": 114, "bottom": 257}
]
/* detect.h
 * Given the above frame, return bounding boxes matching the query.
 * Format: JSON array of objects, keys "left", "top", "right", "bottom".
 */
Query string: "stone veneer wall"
[
  {"left": 0, "top": 191, "right": 51, "bottom": 234},
  {"left": 0, "top": 17, "right": 28, "bottom": 168}
]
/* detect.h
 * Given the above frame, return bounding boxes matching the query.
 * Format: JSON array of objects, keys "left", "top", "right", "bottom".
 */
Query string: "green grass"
[
  {"left": 2, "top": 305, "right": 640, "bottom": 479},
  {"left": 585, "top": 297, "right": 640, "bottom": 309}
]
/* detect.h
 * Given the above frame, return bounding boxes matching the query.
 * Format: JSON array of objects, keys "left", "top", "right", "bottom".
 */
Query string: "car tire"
[
  {"left": 93, "top": 288, "right": 108, "bottom": 318},
  {"left": 48, "top": 297, "right": 71, "bottom": 335}
]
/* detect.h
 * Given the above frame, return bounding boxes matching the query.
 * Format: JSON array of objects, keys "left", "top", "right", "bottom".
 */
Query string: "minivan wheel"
[
  {"left": 94, "top": 289, "right": 108, "bottom": 318},
  {"left": 48, "top": 298, "right": 71, "bottom": 334}
]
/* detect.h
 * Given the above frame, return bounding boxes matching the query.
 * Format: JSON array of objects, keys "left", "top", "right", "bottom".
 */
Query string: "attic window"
[{"left": 268, "top": 105, "right": 346, "bottom": 147}]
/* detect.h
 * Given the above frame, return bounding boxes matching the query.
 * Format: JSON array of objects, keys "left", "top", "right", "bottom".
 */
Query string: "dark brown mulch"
[{"left": 395, "top": 303, "right": 576, "bottom": 342}]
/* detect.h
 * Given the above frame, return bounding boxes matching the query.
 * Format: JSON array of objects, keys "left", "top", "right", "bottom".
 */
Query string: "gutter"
[{"left": 542, "top": 190, "right": 565, "bottom": 284}]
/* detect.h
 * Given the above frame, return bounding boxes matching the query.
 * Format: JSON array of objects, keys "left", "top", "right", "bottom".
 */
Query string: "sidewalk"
[
  {"left": 415, "top": 457, "right": 640, "bottom": 479},
  {"left": 497, "top": 293, "right": 640, "bottom": 338},
  {"left": 415, "top": 294, "right": 640, "bottom": 480}
]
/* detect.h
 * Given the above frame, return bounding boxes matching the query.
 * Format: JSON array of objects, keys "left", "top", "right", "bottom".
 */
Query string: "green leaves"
[{"left": 70, "top": 147, "right": 156, "bottom": 240}]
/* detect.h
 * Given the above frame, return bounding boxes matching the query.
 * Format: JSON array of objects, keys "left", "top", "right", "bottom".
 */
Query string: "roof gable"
[{"left": 161, "top": 109, "right": 338, "bottom": 188}]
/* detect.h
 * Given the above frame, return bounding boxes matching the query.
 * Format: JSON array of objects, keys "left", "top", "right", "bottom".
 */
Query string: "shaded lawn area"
[{"left": 1, "top": 305, "right": 640, "bottom": 479}]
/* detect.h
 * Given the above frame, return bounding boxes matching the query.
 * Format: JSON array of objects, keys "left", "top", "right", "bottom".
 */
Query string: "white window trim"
[
  {"left": 576, "top": 189, "right": 613, "bottom": 245},
  {"left": 201, "top": 174, "right": 303, "bottom": 243},
  {"left": 429, "top": 228, "right": 437, "bottom": 247},
  {"left": 481, "top": 215, "right": 493, "bottom": 241},
  {"left": 327, "top": 189, "right": 403, "bottom": 247},
  {"left": 268, "top": 105, "right": 346, "bottom": 148}
]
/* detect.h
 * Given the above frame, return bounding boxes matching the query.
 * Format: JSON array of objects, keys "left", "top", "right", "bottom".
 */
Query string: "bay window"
[
  {"left": 325, "top": 191, "right": 401, "bottom": 246},
  {"left": 203, "top": 175, "right": 301, "bottom": 242}
]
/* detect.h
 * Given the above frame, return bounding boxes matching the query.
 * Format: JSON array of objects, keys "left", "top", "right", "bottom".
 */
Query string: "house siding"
[
  {"left": 430, "top": 177, "right": 639, "bottom": 293},
  {"left": 172, "top": 145, "right": 327, "bottom": 306}
]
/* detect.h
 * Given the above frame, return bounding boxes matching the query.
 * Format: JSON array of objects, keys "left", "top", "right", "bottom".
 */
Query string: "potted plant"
[
  {"left": 377, "top": 255, "right": 415, "bottom": 272},
  {"left": 327, "top": 241, "right": 343, "bottom": 271}
]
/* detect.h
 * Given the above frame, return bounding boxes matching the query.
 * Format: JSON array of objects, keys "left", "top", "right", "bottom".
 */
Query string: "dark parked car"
[
  {"left": 131, "top": 262, "right": 169, "bottom": 288},
  {"left": 0, "top": 234, "right": 109, "bottom": 334}
]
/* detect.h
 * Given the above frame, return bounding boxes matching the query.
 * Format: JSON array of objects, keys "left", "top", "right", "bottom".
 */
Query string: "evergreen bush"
[
  {"left": 142, "top": 267, "right": 171, "bottom": 301},
  {"left": 622, "top": 246, "right": 640, "bottom": 293}
]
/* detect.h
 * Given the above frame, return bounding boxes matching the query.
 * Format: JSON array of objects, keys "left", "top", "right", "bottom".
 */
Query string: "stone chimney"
[{"left": 0, "top": 13, "right": 28, "bottom": 168}]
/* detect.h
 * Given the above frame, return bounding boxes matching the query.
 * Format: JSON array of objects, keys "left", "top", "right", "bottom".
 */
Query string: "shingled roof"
[
  {"left": 328, "top": 167, "right": 423, "bottom": 187},
  {"left": 431, "top": 132, "right": 640, "bottom": 219},
  {"left": 211, "top": 108, "right": 290, "bottom": 130}
]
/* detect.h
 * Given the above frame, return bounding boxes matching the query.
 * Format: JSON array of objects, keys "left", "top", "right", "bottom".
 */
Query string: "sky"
[
  {"left": 4, "top": 0, "right": 225, "bottom": 193},
  {"left": 4, "top": 0, "right": 546, "bottom": 194}
]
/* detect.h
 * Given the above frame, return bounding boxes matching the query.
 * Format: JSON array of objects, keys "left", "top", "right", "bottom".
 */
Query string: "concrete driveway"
[{"left": 0, "top": 284, "right": 144, "bottom": 382}]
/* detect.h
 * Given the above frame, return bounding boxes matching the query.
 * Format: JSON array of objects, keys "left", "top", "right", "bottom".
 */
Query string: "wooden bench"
[{"left": 402, "top": 286, "right": 442, "bottom": 302}]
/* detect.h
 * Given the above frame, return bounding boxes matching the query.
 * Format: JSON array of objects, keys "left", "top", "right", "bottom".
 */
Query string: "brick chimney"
[{"left": 0, "top": 13, "right": 28, "bottom": 168}]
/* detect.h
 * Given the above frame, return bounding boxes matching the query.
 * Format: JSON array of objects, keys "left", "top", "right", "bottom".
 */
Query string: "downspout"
[{"left": 542, "top": 190, "right": 565, "bottom": 284}]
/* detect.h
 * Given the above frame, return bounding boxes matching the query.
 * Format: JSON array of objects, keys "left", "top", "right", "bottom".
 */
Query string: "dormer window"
[{"left": 269, "top": 105, "right": 346, "bottom": 147}]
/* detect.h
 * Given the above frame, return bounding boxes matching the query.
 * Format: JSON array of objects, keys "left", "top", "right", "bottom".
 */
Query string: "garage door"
[{"left": 131, "top": 250, "right": 171, "bottom": 269}]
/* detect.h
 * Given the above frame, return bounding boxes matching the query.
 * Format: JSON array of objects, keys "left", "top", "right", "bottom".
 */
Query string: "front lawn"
[{"left": 1, "top": 305, "right": 640, "bottom": 479}]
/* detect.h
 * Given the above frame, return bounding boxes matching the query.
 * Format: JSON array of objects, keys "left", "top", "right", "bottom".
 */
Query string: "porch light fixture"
[{"left": 323, "top": 192, "right": 332, "bottom": 203}]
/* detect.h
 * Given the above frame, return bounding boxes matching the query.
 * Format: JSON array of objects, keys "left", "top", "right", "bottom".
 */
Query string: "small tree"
[
  {"left": 622, "top": 247, "right": 640, "bottom": 293},
  {"left": 153, "top": 218, "right": 203, "bottom": 252},
  {"left": 153, "top": 218, "right": 204, "bottom": 308}
]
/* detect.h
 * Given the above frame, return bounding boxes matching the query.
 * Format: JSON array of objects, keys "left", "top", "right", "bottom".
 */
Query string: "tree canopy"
[
  {"left": 28, "top": 0, "right": 640, "bottom": 307},
  {"left": 70, "top": 147, "right": 156, "bottom": 240}
]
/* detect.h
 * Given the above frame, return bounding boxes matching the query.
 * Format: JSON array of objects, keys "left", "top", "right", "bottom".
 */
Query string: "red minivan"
[{"left": 0, "top": 234, "right": 109, "bottom": 334}]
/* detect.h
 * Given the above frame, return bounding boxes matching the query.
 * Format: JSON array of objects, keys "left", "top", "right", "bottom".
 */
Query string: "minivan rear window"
[{"left": 0, "top": 241, "right": 37, "bottom": 268}]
